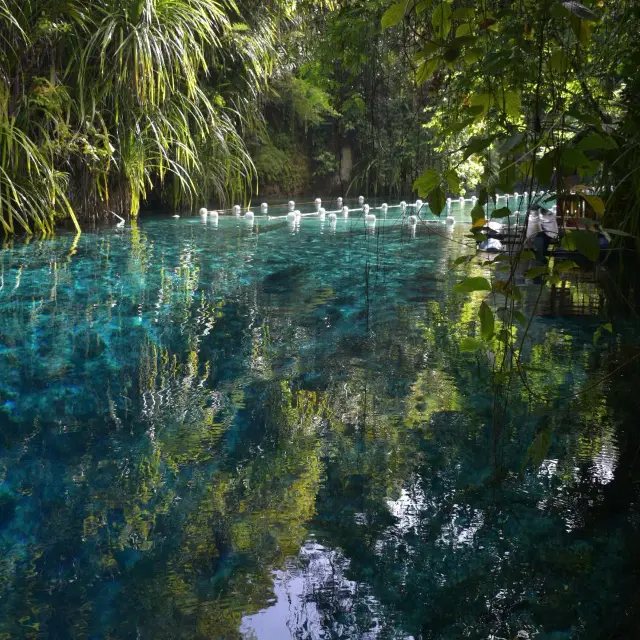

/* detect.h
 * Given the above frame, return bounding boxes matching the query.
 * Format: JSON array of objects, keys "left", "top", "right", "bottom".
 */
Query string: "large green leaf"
[
  {"left": 470, "top": 202, "right": 485, "bottom": 224},
  {"left": 469, "top": 93, "right": 493, "bottom": 116},
  {"left": 460, "top": 337, "right": 483, "bottom": 353},
  {"left": 491, "top": 207, "right": 511, "bottom": 219},
  {"left": 381, "top": 2, "right": 407, "bottom": 29},
  {"left": 463, "top": 135, "right": 494, "bottom": 159},
  {"left": 535, "top": 153, "right": 555, "bottom": 186},
  {"left": 577, "top": 133, "right": 618, "bottom": 151},
  {"left": 427, "top": 186, "right": 446, "bottom": 215},
  {"left": 416, "top": 58, "right": 439, "bottom": 84},
  {"left": 464, "top": 48, "right": 483, "bottom": 64},
  {"left": 452, "top": 6, "right": 475, "bottom": 21},
  {"left": 444, "top": 169, "right": 461, "bottom": 194},
  {"left": 479, "top": 301, "right": 494, "bottom": 340},
  {"left": 432, "top": 2, "right": 452, "bottom": 36},
  {"left": 563, "top": 229, "right": 600, "bottom": 261},
  {"left": 499, "top": 90, "right": 521, "bottom": 119},
  {"left": 453, "top": 276, "right": 491, "bottom": 293},
  {"left": 580, "top": 193, "right": 605, "bottom": 216},
  {"left": 413, "top": 168, "right": 440, "bottom": 197}
]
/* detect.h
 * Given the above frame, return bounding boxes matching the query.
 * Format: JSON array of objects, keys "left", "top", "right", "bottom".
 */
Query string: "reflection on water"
[{"left": 0, "top": 205, "right": 639, "bottom": 639}]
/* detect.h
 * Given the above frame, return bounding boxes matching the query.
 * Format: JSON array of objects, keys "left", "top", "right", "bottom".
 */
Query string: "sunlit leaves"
[
  {"left": 381, "top": 2, "right": 407, "bottom": 29},
  {"left": 479, "top": 302, "right": 494, "bottom": 340},
  {"left": 416, "top": 58, "right": 439, "bottom": 84},
  {"left": 453, "top": 276, "right": 491, "bottom": 293},
  {"left": 460, "top": 337, "right": 483, "bottom": 352},
  {"left": 413, "top": 168, "right": 439, "bottom": 196},
  {"left": 432, "top": 2, "right": 452, "bottom": 37},
  {"left": 444, "top": 169, "right": 461, "bottom": 194}
]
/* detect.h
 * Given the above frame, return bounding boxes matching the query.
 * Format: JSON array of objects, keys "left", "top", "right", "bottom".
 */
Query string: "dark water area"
[{"left": 1, "top": 203, "right": 639, "bottom": 639}]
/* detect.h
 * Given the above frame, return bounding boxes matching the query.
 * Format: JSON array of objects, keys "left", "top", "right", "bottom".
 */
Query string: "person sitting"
[{"left": 526, "top": 204, "right": 559, "bottom": 263}]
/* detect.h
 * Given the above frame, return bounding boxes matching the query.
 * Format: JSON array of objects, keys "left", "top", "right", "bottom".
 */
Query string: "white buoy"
[
  {"left": 358, "top": 195, "right": 365, "bottom": 205},
  {"left": 459, "top": 196, "right": 465, "bottom": 203},
  {"left": 524, "top": 191, "right": 529, "bottom": 197},
  {"left": 381, "top": 203, "right": 388, "bottom": 215},
  {"left": 342, "top": 206, "right": 349, "bottom": 218},
  {"left": 233, "top": 205, "right": 241, "bottom": 216},
  {"left": 363, "top": 204, "right": 370, "bottom": 215},
  {"left": 245, "top": 210, "right": 254, "bottom": 220},
  {"left": 337, "top": 197, "right": 343, "bottom": 207},
  {"left": 471, "top": 195, "right": 478, "bottom": 202},
  {"left": 531, "top": 191, "right": 536, "bottom": 197},
  {"left": 315, "top": 198, "right": 322, "bottom": 210},
  {"left": 408, "top": 215, "right": 418, "bottom": 225},
  {"left": 447, "top": 197, "right": 452, "bottom": 204},
  {"left": 199, "top": 207, "right": 208, "bottom": 218},
  {"left": 286, "top": 211, "right": 296, "bottom": 222},
  {"left": 261, "top": 203, "right": 268, "bottom": 213},
  {"left": 539, "top": 190, "right": 545, "bottom": 196},
  {"left": 446, "top": 216, "right": 456, "bottom": 225},
  {"left": 294, "top": 210, "right": 302, "bottom": 221},
  {"left": 288, "top": 201, "right": 295, "bottom": 211},
  {"left": 319, "top": 207, "right": 326, "bottom": 221},
  {"left": 514, "top": 191, "right": 519, "bottom": 198},
  {"left": 172, "top": 214, "right": 180, "bottom": 219},
  {"left": 209, "top": 210, "right": 219, "bottom": 220},
  {"left": 365, "top": 205, "right": 376, "bottom": 226},
  {"left": 416, "top": 199, "right": 423, "bottom": 211},
  {"left": 400, "top": 201, "right": 407, "bottom": 213},
  {"left": 328, "top": 212, "right": 337, "bottom": 221}
]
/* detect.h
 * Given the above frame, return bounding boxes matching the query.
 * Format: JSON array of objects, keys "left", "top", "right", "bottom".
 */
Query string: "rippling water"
[{"left": 1, "top": 201, "right": 639, "bottom": 639}]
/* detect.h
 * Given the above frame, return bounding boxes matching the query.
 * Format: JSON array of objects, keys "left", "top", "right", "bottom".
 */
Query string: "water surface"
[{"left": 1, "top": 202, "right": 639, "bottom": 639}]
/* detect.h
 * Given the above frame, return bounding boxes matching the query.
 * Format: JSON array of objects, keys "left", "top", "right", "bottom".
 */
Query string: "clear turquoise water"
[{"left": 1, "top": 201, "right": 639, "bottom": 639}]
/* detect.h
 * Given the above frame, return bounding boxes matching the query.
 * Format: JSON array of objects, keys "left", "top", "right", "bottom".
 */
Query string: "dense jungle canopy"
[{"left": 0, "top": 0, "right": 638, "bottom": 235}]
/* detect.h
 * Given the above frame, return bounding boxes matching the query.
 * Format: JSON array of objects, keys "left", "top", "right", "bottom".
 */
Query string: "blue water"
[{"left": 1, "top": 202, "right": 638, "bottom": 639}]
